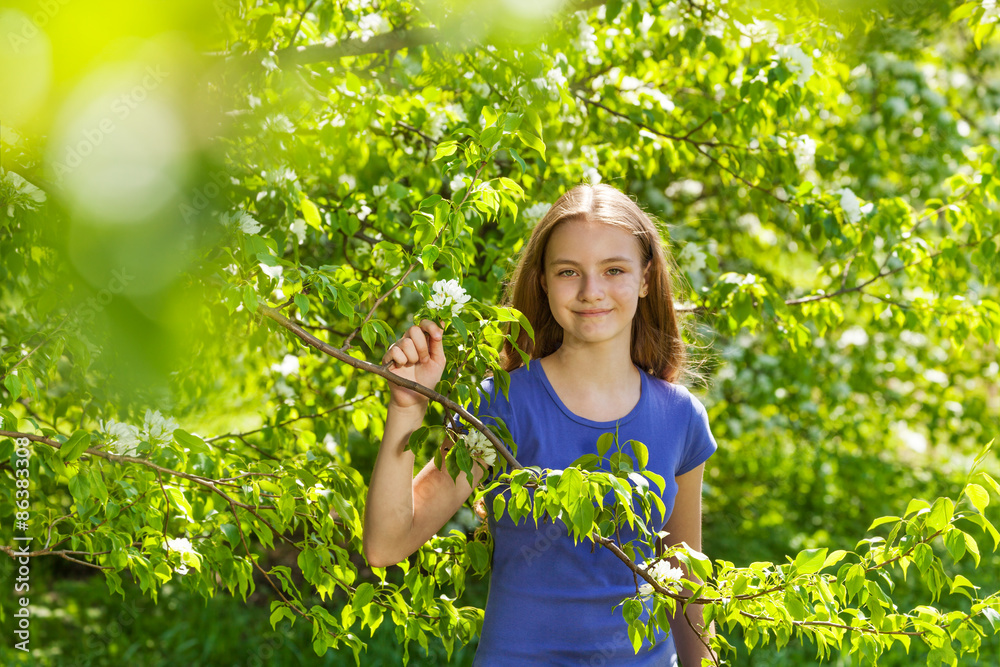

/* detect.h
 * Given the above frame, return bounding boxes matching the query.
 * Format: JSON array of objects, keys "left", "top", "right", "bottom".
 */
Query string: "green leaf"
[
  {"left": 481, "top": 105, "right": 497, "bottom": 128},
  {"left": 270, "top": 604, "right": 296, "bottom": 630},
  {"left": 964, "top": 483, "right": 990, "bottom": 514},
  {"left": 793, "top": 548, "right": 828, "bottom": 575},
  {"left": 904, "top": 498, "right": 931, "bottom": 517},
  {"left": 220, "top": 523, "right": 240, "bottom": 546},
  {"left": 421, "top": 245, "right": 439, "bottom": 270},
  {"left": 466, "top": 540, "right": 490, "bottom": 572},
  {"left": 243, "top": 285, "right": 258, "bottom": 314},
  {"left": 629, "top": 440, "right": 649, "bottom": 470},
  {"left": 301, "top": 196, "right": 322, "bottom": 230},
  {"left": 492, "top": 493, "right": 506, "bottom": 521},
  {"left": 4, "top": 373, "right": 22, "bottom": 399},
  {"left": 352, "top": 582, "right": 375, "bottom": 612},
  {"left": 515, "top": 130, "right": 545, "bottom": 159},
  {"left": 68, "top": 470, "right": 91, "bottom": 504},
  {"left": 926, "top": 497, "right": 954, "bottom": 532},
  {"left": 622, "top": 598, "right": 642, "bottom": 624},
  {"left": 294, "top": 293, "right": 309, "bottom": 315},
  {"left": 822, "top": 549, "right": 849, "bottom": 569},
  {"left": 597, "top": 432, "right": 615, "bottom": 457},
  {"left": 59, "top": 430, "right": 91, "bottom": 461},
  {"left": 173, "top": 429, "right": 210, "bottom": 455},
  {"left": 508, "top": 147, "right": 527, "bottom": 175},
  {"left": 256, "top": 251, "right": 278, "bottom": 266},
  {"left": 868, "top": 515, "right": 900, "bottom": 531},
  {"left": 433, "top": 141, "right": 458, "bottom": 161}
]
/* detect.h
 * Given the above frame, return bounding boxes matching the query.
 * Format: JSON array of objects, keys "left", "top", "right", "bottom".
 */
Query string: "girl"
[{"left": 364, "top": 183, "right": 718, "bottom": 665}]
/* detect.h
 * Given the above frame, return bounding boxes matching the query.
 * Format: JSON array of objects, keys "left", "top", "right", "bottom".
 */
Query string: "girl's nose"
[{"left": 580, "top": 275, "right": 605, "bottom": 300}]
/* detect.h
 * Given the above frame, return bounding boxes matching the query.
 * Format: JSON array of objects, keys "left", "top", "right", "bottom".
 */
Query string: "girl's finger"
[
  {"left": 418, "top": 319, "right": 445, "bottom": 340},
  {"left": 395, "top": 337, "right": 417, "bottom": 364},
  {"left": 407, "top": 325, "right": 430, "bottom": 361}
]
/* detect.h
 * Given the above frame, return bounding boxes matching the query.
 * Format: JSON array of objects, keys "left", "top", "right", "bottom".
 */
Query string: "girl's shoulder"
[{"left": 643, "top": 373, "right": 710, "bottom": 414}]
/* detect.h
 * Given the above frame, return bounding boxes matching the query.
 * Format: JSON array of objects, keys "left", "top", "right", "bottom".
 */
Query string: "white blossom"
[
  {"left": 323, "top": 433, "right": 339, "bottom": 457},
  {"left": 2, "top": 171, "right": 47, "bottom": 217},
  {"left": 0, "top": 125, "right": 21, "bottom": 146},
  {"left": 884, "top": 96, "right": 908, "bottom": 118},
  {"left": 462, "top": 428, "right": 496, "bottom": 467},
  {"left": 271, "top": 354, "right": 300, "bottom": 377},
  {"left": 837, "top": 187, "right": 862, "bottom": 224},
  {"left": 583, "top": 166, "right": 602, "bottom": 185},
  {"left": 445, "top": 102, "right": 468, "bottom": 124},
  {"left": 665, "top": 179, "right": 703, "bottom": 199},
  {"left": 678, "top": 243, "right": 708, "bottom": 273},
  {"left": 290, "top": 218, "right": 306, "bottom": 244},
  {"left": 736, "top": 19, "right": 780, "bottom": 48},
  {"left": 164, "top": 537, "right": 196, "bottom": 555},
  {"left": 575, "top": 12, "right": 601, "bottom": 65},
  {"left": 357, "top": 12, "right": 390, "bottom": 41},
  {"left": 450, "top": 173, "right": 468, "bottom": 193},
  {"left": 142, "top": 409, "right": 179, "bottom": 447},
  {"left": 646, "top": 560, "right": 685, "bottom": 588},
  {"left": 792, "top": 134, "right": 816, "bottom": 172},
  {"left": 983, "top": 0, "right": 999, "bottom": 24},
  {"left": 164, "top": 536, "right": 198, "bottom": 575},
  {"left": 263, "top": 114, "right": 295, "bottom": 133},
  {"left": 776, "top": 43, "right": 814, "bottom": 86},
  {"left": 338, "top": 174, "right": 357, "bottom": 191},
  {"left": 238, "top": 211, "right": 262, "bottom": 234},
  {"left": 357, "top": 202, "right": 372, "bottom": 221},
  {"left": 521, "top": 202, "right": 550, "bottom": 226},
  {"left": 638, "top": 12, "right": 656, "bottom": 38},
  {"left": 101, "top": 419, "right": 141, "bottom": 457},
  {"left": 837, "top": 325, "right": 870, "bottom": 348},
  {"left": 427, "top": 279, "right": 471, "bottom": 317},
  {"left": 427, "top": 110, "right": 448, "bottom": 140}
]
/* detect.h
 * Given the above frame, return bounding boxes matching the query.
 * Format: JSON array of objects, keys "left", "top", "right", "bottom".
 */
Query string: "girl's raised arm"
[{"left": 362, "top": 320, "right": 488, "bottom": 567}]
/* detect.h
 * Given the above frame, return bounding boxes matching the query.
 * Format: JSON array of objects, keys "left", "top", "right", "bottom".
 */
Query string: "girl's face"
[{"left": 540, "top": 218, "right": 650, "bottom": 353}]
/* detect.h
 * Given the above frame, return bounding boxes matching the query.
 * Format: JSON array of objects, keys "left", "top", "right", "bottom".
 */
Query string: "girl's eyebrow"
[{"left": 550, "top": 256, "right": 635, "bottom": 266}]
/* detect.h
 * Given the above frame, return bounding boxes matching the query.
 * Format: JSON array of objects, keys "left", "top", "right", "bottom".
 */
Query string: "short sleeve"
[{"left": 676, "top": 392, "right": 718, "bottom": 476}]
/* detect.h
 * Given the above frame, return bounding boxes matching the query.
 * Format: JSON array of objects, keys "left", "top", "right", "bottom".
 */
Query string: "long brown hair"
[{"left": 498, "top": 183, "right": 703, "bottom": 385}]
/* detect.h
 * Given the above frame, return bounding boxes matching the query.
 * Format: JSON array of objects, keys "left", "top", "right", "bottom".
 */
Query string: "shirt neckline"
[{"left": 534, "top": 358, "right": 648, "bottom": 429}]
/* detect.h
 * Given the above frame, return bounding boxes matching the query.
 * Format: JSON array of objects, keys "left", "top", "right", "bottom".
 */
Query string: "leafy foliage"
[{"left": 2, "top": 0, "right": 1000, "bottom": 665}]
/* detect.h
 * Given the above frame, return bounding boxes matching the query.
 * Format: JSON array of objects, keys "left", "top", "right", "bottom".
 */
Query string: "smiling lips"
[{"left": 576, "top": 309, "right": 611, "bottom": 316}]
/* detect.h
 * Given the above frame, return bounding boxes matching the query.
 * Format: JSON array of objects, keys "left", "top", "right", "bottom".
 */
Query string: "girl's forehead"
[{"left": 546, "top": 220, "right": 642, "bottom": 258}]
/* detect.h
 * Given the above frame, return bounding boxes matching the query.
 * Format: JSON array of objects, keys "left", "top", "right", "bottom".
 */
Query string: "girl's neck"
[{"left": 541, "top": 345, "right": 639, "bottom": 392}]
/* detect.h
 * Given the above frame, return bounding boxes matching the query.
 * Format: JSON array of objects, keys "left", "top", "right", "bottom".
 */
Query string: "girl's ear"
[{"left": 540, "top": 273, "right": 547, "bottom": 295}]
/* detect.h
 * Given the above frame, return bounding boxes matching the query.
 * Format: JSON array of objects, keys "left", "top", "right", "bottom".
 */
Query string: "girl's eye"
[{"left": 558, "top": 268, "right": 625, "bottom": 277}]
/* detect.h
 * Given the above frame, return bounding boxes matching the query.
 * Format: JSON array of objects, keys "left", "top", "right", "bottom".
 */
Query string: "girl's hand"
[{"left": 382, "top": 319, "right": 447, "bottom": 410}]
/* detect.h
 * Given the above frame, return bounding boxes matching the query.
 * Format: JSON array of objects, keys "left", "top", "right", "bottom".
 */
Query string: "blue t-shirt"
[{"left": 449, "top": 359, "right": 718, "bottom": 666}]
